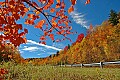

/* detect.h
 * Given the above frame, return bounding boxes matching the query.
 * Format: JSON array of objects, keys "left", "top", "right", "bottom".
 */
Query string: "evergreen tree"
[
  {"left": 56, "top": 51, "right": 60, "bottom": 56},
  {"left": 117, "top": 12, "right": 120, "bottom": 19},
  {"left": 68, "top": 44, "right": 70, "bottom": 49},
  {"left": 109, "top": 10, "right": 119, "bottom": 26}
]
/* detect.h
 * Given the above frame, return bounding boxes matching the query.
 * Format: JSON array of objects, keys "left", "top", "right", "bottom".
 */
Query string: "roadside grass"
[{"left": 0, "top": 62, "right": 120, "bottom": 80}]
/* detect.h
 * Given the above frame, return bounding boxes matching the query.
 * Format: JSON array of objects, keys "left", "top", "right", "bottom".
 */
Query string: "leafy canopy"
[{"left": 0, "top": 0, "right": 89, "bottom": 47}]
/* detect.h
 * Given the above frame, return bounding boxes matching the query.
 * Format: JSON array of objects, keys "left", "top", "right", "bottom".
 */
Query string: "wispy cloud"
[
  {"left": 19, "top": 50, "right": 24, "bottom": 54},
  {"left": 47, "top": 52, "right": 56, "bottom": 55},
  {"left": 52, "top": 43, "right": 65, "bottom": 49},
  {"left": 22, "top": 46, "right": 39, "bottom": 52},
  {"left": 23, "top": 46, "right": 28, "bottom": 48},
  {"left": 37, "top": 54, "right": 41, "bottom": 55},
  {"left": 27, "top": 40, "right": 62, "bottom": 51},
  {"left": 19, "top": 40, "right": 62, "bottom": 58},
  {"left": 70, "top": 8, "right": 88, "bottom": 28}
]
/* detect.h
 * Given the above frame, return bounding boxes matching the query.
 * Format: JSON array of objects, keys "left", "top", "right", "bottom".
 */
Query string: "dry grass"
[{"left": 0, "top": 62, "right": 120, "bottom": 80}]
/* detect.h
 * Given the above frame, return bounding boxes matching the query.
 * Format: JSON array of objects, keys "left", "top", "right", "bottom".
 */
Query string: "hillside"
[
  {"left": 24, "top": 11, "right": 120, "bottom": 65},
  {"left": 25, "top": 20, "right": 120, "bottom": 65}
]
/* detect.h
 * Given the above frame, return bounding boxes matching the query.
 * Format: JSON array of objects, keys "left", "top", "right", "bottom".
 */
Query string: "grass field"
[{"left": 0, "top": 62, "right": 120, "bottom": 80}]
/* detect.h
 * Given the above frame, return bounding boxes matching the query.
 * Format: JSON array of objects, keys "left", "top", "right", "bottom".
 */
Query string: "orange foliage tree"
[
  {"left": 0, "top": 43, "right": 24, "bottom": 63},
  {"left": 0, "top": 0, "right": 90, "bottom": 48}
]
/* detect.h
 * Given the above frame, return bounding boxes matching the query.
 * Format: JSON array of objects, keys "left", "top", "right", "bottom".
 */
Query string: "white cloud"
[
  {"left": 47, "top": 52, "right": 56, "bottom": 55},
  {"left": 23, "top": 46, "right": 28, "bottom": 48},
  {"left": 19, "top": 50, "right": 24, "bottom": 54},
  {"left": 37, "top": 54, "right": 41, "bottom": 55},
  {"left": 19, "top": 40, "right": 62, "bottom": 58},
  {"left": 22, "top": 46, "right": 39, "bottom": 52},
  {"left": 27, "top": 40, "right": 62, "bottom": 51},
  {"left": 38, "top": 48, "right": 46, "bottom": 52},
  {"left": 52, "top": 43, "right": 65, "bottom": 49},
  {"left": 70, "top": 8, "right": 88, "bottom": 28}
]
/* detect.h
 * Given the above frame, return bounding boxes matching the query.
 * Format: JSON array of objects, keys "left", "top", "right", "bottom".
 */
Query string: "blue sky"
[{"left": 18, "top": 0, "right": 120, "bottom": 59}]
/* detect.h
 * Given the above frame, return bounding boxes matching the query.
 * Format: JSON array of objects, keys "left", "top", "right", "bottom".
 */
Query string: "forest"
[
  {"left": 1, "top": 10, "right": 120, "bottom": 66},
  {"left": 23, "top": 10, "right": 120, "bottom": 66}
]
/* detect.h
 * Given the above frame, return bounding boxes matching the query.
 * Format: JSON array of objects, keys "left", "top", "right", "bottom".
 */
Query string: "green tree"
[
  {"left": 109, "top": 10, "right": 119, "bottom": 26},
  {"left": 68, "top": 44, "right": 71, "bottom": 49},
  {"left": 118, "top": 12, "right": 120, "bottom": 19}
]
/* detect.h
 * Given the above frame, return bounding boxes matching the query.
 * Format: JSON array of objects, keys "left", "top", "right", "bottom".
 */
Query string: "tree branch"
[{"left": 22, "top": 0, "right": 71, "bottom": 42}]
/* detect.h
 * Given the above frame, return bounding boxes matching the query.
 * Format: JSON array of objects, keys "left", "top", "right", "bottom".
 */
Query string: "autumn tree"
[
  {"left": 0, "top": 0, "right": 91, "bottom": 49},
  {"left": 20, "top": 11, "right": 120, "bottom": 65},
  {"left": 0, "top": 43, "right": 24, "bottom": 63},
  {"left": 57, "top": 20, "right": 120, "bottom": 64}
]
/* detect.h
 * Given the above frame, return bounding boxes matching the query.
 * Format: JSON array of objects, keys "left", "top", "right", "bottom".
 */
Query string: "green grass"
[{"left": 0, "top": 62, "right": 120, "bottom": 80}]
